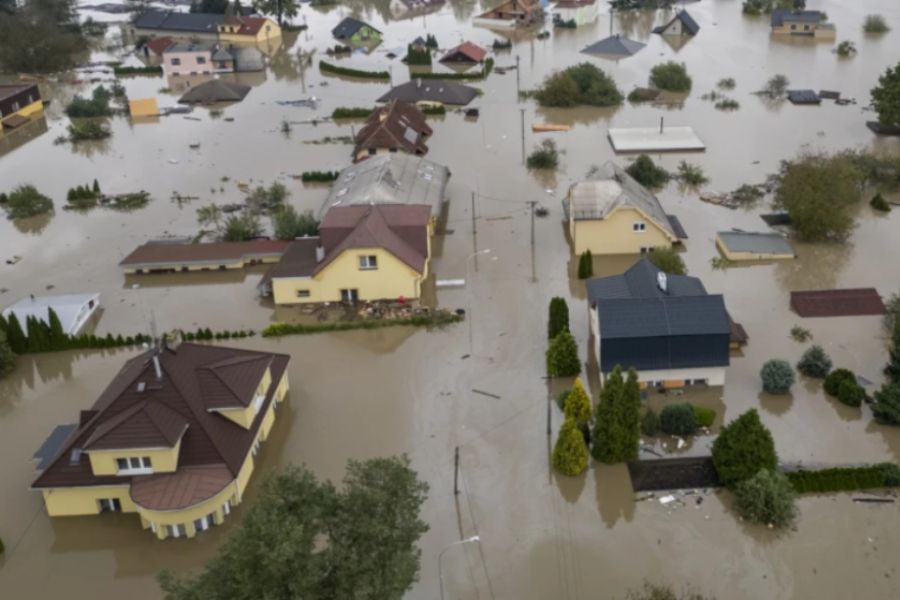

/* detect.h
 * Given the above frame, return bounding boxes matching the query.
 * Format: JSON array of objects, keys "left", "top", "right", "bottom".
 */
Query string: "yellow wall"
[
  {"left": 2, "top": 99, "right": 43, "bottom": 126},
  {"left": 271, "top": 247, "right": 425, "bottom": 305},
  {"left": 218, "top": 18, "right": 281, "bottom": 44},
  {"left": 211, "top": 366, "right": 271, "bottom": 428},
  {"left": 87, "top": 440, "right": 182, "bottom": 476},
  {"left": 570, "top": 207, "right": 673, "bottom": 255},
  {"left": 42, "top": 485, "right": 137, "bottom": 516}
]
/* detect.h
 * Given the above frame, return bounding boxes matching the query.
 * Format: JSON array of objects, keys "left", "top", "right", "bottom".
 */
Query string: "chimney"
[
  {"left": 657, "top": 271, "right": 668, "bottom": 294},
  {"left": 315, "top": 244, "right": 325, "bottom": 262},
  {"left": 416, "top": 78, "right": 422, "bottom": 88}
]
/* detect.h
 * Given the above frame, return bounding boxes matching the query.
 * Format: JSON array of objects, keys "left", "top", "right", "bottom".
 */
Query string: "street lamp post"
[
  {"left": 466, "top": 249, "right": 491, "bottom": 355},
  {"left": 438, "top": 535, "right": 481, "bottom": 600}
]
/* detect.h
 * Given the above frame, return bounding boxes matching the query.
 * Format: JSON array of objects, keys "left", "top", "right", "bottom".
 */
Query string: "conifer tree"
[
  {"left": 618, "top": 368, "right": 642, "bottom": 461},
  {"left": 0, "top": 330, "right": 16, "bottom": 378},
  {"left": 546, "top": 330, "right": 580, "bottom": 377},
  {"left": 592, "top": 366, "right": 625, "bottom": 462},
  {"left": 547, "top": 297, "right": 569, "bottom": 340},
  {"left": 577, "top": 250, "right": 593, "bottom": 279},
  {"left": 47, "top": 307, "right": 66, "bottom": 349},
  {"left": 885, "top": 321, "right": 900, "bottom": 384},
  {"left": 564, "top": 377, "right": 592, "bottom": 425},
  {"left": 5, "top": 313, "right": 26, "bottom": 354},
  {"left": 552, "top": 419, "right": 589, "bottom": 476}
]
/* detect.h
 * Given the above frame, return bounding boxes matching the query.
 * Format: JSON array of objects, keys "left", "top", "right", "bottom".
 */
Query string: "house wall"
[
  {"left": 211, "top": 367, "right": 272, "bottom": 428},
  {"left": 41, "top": 485, "right": 137, "bottom": 517},
  {"left": 218, "top": 19, "right": 282, "bottom": 44},
  {"left": 771, "top": 22, "right": 826, "bottom": 37},
  {"left": 557, "top": 4, "right": 598, "bottom": 26},
  {"left": 0, "top": 88, "right": 43, "bottom": 124},
  {"left": 271, "top": 247, "right": 426, "bottom": 305},
  {"left": 163, "top": 49, "right": 213, "bottom": 77},
  {"left": 570, "top": 207, "right": 673, "bottom": 255},
  {"left": 602, "top": 365, "right": 726, "bottom": 387},
  {"left": 87, "top": 440, "right": 182, "bottom": 476},
  {"left": 349, "top": 26, "right": 381, "bottom": 43}
]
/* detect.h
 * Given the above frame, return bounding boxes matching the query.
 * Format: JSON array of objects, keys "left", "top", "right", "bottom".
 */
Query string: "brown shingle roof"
[
  {"left": 130, "top": 464, "right": 232, "bottom": 511},
  {"left": 120, "top": 240, "right": 291, "bottom": 268},
  {"left": 145, "top": 36, "right": 176, "bottom": 55},
  {"left": 258, "top": 237, "right": 320, "bottom": 285},
  {"left": 440, "top": 41, "right": 487, "bottom": 63},
  {"left": 354, "top": 101, "right": 432, "bottom": 159},
  {"left": 790, "top": 289, "right": 886, "bottom": 318},
  {"left": 32, "top": 343, "right": 290, "bottom": 490},
  {"left": 83, "top": 401, "right": 188, "bottom": 450}
]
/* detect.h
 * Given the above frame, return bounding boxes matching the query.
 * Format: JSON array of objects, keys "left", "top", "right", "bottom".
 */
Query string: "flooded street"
[{"left": 2, "top": 0, "right": 900, "bottom": 598}]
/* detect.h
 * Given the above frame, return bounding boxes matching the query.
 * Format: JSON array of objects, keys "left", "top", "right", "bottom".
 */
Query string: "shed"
[
  {"left": 607, "top": 126, "right": 705, "bottom": 152},
  {"left": 652, "top": 10, "right": 700, "bottom": 36},
  {"left": 231, "top": 46, "right": 265, "bottom": 72},
  {"left": 716, "top": 231, "right": 796, "bottom": 261},
  {"left": 439, "top": 41, "right": 487, "bottom": 63},
  {"left": 787, "top": 89, "right": 821, "bottom": 105},
  {"left": 2, "top": 293, "right": 100, "bottom": 336},
  {"left": 790, "top": 289, "right": 886, "bottom": 317},
  {"left": 129, "top": 98, "right": 159, "bottom": 118},
  {"left": 178, "top": 80, "right": 251, "bottom": 104}
]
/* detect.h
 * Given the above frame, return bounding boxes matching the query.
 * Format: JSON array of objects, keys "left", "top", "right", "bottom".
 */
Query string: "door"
[{"left": 340, "top": 289, "right": 359, "bottom": 303}]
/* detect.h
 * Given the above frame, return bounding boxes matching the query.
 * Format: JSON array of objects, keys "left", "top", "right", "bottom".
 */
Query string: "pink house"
[{"left": 162, "top": 42, "right": 215, "bottom": 77}]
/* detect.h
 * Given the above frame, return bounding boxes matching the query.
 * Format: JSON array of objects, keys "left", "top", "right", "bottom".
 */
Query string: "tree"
[
  {"left": 564, "top": 377, "right": 592, "bottom": 425},
  {"left": 253, "top": 0, "right": 299, "bottom": 26},
  {"left": 871, "top": 61, "right": 900, "bottom": 127},
  {"left": 641, "top": 408, "right": 660, "bottom": 436},
  {"left": 659, "top": 403, "right": 697, "bottom": 435},
  {"left": 591, "top": 366, "right": 640, "bottom": 462},
  {"left": 711, "top": 409, "right": 778, "bottom": 487},
  {"left": 272, "top": 205, "right": 319, "bottom": 240},
  {"left": 0, "top": 330, "right": 15, "bottom": 378},
  {"left": 796, "top": 345, "right": 832, "bottom": 378},
  {"left": 246, "top": 182, "right": 289, "bottom": 214},
  {"left": 649, "top": 62, "right": 692, "bottom": 93},
  {"left": 47, "top": 308, "right": 66, "bottom": 349},
  {"left": 885, "top": 321, "right": 900, "bottom": 384},
  {"left": 547, "top": 297, "right": 569, "bottom": 340},
  {"left": 2, "top": 185, "right": 53, "bottom": 219},
  {"left": 0, "top": 7, "right": 88, "bottom": 73},
  {"left": 196, "top": 203, "right": 223, "bottom": 231},
  {"left": 159, "top": 456, "right": 428, "bottom": 600},
  {"left": 626, "top": 155, "right": 670, "bottom": 188},
  {"left": 5, "top": 313, "right": 26, "bottom": 354},
  {"left": 760, "top": 359, "right": 795, "bottom": 394},
  {"left": 836, "top": 379, "right": 865, "bottom": 407},
  {"left": 222, "top": 214, "right": 262, "bottom": 241},
  {"left": 526, "top": 139, "right": 559, "bottom": 169},
  {"left": 872, "top": 383, "right": 900, "bottom": 425},
  {"left": 546, "top": 330, "right": 580, "bottom": 377},
  {"left": 553, "top": 418, "right": 589, "bottom": 476},
  {"left": 577, "top": 250, "right": 593, "bottom": 279},
  {"left": 733, "top": 469, "right": 797, "bottom": 528},
  {"left": 191, "top": 0, "right": 229, "bottom": 13},
  {"left": 92, "top": 179, "right": 101, "bottom": 194},
  {"left": 533, "top": 62, "right": 623, "bottom": 108},
  {"left": 773, "top": 152, "right": 862, "bottom": 242},
  {"left": 824, "top": 368, "right": 856, "bottom": 397},
  {"left": 625, "top": 582, "right": 716, "bottom": 600},
  {"left": 648, "top": 247, "right": 686, "bottom": 275},
  {"left": 863, "top": 14, "right": 890, "bottom": 34},
  {"left": 619, "top": 368, "right": 641, "bottom": 460}
]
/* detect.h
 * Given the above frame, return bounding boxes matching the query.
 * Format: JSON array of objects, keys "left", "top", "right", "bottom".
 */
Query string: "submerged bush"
[
  {"left": 787, "top": 463, "right": 900, "bottom": 493},
  {"left": 863, "top": 14, "right": 890, "bottom": 34},
  {"left": 641, "top": 408, "right": 660, "bottom": 436},
  {"left": 824, "top": 368, "right": 856, "bottom": 397},
  {"left": 733, "top": 469, "right": 797, "bottom": 528},
  {"left": 526, "top": 139, "right": 559, "bottom": 169},
  {"left": 649, "top": 62, "right": 692, "bottom": 93},
  {"left": 626, "top": 154, "right": 670, "bottom": 188},
  {"left": 761, "top": 359, "right": 795, "bottom": 394},
  {"left": 870, "top": 193, "right": 891, "bottom": 212},
  {"left": 676, "top": 161, "right": 708, "bottom": 186},
  {"left": 693, "top": 405, "right": 716, "bottom": 428},
  {"left": 659, "top": 403, "right": 697, "bottom": 436},
  {"left": 873, "top": 383, "right": 900, "bottom": 425},
  {"left": 2, "top": 185, "right": 53, "bottom": 219},
  {"left": 837, "top": 379, "right": 865, "bottom": 407},
  {"left": 648, "top": 247, "right": 686, "bottom": 276},
  {"left": 534, "top": 62, "right": 623, "bottom": 108},
  {"left": 796, "top": 345, "right": 832, "bottom": 378}
]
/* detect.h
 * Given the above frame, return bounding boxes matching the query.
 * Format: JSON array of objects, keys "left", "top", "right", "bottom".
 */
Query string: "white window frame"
[
  {"left": 359, "top": 255, "right": 378, "bottom": 270},
  {"left": 253, "top": 393, "right": 265, "bottom": 414},
  {"left": 116, "top": 456, "right": 153, "bottom": 475},
  {"left": 633, "top": 222, "right": 647, "bottom": 233},
  {"left": 167, "top": 523, "right": 186, "bottom": 538},
  {"left": 223, "top": 499, "right": 232, "bottom": 515}
]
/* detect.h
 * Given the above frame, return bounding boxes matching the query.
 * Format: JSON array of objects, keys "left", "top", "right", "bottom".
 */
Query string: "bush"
[
  {"left": 546, "top": 330, "right": 580, "bottom": 377},
  {"left": 564, "top": 378, "right": 592, "bottom": 425},
  {"left": 762, "top": 74, "right": 789, "bottom": 98},
  {"left": 733, "top": 469, "right": 797, "bottom": 528},
  {"left": 625, "top": 582, "right": 715, "bottom": 600},
  {"left": 693, "top": 405, "right": 716, "bottom": 428},
  {"left": 67, "top": 119, "right": 110, "bottom": 142},
  {"left": 627, "top": 87, "right": 659, "bottom": 103},
  {"left": 222, "top": 214, "right": 263, "bottom": 242},
  {"left": 863, "top": 14, "right": 889, "bottom": 34},
  {"left": 300, "top": 171, "right": 339, "bottom": 183},
  {"left": 717, "top": 78, "right": 736, "bottom": 90},
  {"left": 760, "top": 359, "right": 795, "bottom": 394},
  {"left": 0, "top": 330, "right": 15, "bottom": 378},
  {"left": 648, "top": 247, "right": 686, "bottom": 275},
  {"left": 553, "top": 419, "right": 589, "bottom": 476},
  {"left": 3, "top": 185, "right": 54, "bottom": 219},
  {"left": 649, "top": 62, "right": 692, "bottom": 93},
  {"left": 786, "top": 463, "right": 900, "bottom": 493},
  {"left": 711, "top": 409, "right": 778, "bottom": 487},
  {"left": 626, "top": 155, "right": 670, "bottom": 188},
  {"left": 714, "top": 98, "right": 740, "bottom": 111},
  {"left": 789, "top": 325, "right": 811, "bottom": 342},
  {"left": 872, "top": 383, "right": 900, "bottom": 425},
  {"left": 659, "top": 403, "right": 697, "bottom": 436},
  {"left": 113, "top": 65, "right": 163, "bottom": 76},
  {"left": 641, "top": 408, "right": 660, "bottom": 436},
  {"left": 796, "top": 345, "right": 832, "bottom": 378},
  {"left": 577, "top": 250, "right": 593, "bottom": 279},
  {"left": 262, "top": 311, "right": 461, "bottom": 337},
  {"left": 533, "top": 62, "right": 623, "bottom": 108},
  {"left": 331, "top": 107, "right": 372, "bottom": 119},
  {"left": 526, "top": 139, "right": 559, "bottom": 169},
  {"left": 676, "top": 161, "right": 708, "bottom": 186},
  {"left": 272, "top": 205, "right": 319, "bottom": 240},
  {"left": 65, "top": 86, "right": 112, "bottom": 118},
  {"left": 823, "top": 368, "right": 856, "bottom": 397},
  {"left": 548, "top": 297, "right": 569, "bottom": 340},
  {"left": 319, "top": 60, "right": 390, "bottom": 80},
  {"left": 870, "top": 193, "right": 891, "bottom": 212},
  {"left": 836, "top": 41, "right": 856, "bottom": 58},
  {"left": 836, "top": 379, "right": 865, "bottom": 407}
]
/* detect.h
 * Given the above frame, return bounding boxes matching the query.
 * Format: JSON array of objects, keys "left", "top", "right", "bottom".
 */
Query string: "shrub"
[
  {"left": 659, "top": 403, "right": 697, "bottom": 436},
  {"left": 641, "top": 408, "right": 660, "bottom": 437},
  {"left": 796, "top": 345, "right": 832, "bottom": 378},
  {"left": 548, "top": 297, "right": 569, "bottom": 340},
  {"left": 693, "top": 405, "right": 716, "bottom": 428},
  {"left": 885, "top": 293, "right": 900, "bottom": 335},
  {"left": 319, "top": 60, "right": 389, "bottom": 80},
  {"left": 625, "top": 582, "right": 715, "bottom": 600},
  {"left": 547, "top": 330, "right": 581, "bottom": 377},
  {"left": 715, "top": 98, "right": 740, "bottom": 111},
  {"left": 712, "top": 409, "right": 778, "bottom": 487},
  {"left": 331, "top": 107, "right": 373, "bottom": 119},
  {"left": 762, "top": 74, "right": 789, "bottom": 98},
  {"left": 0, "top": 330, "right": 15, "bottom": 378},
  {"left": 526, "top": 139, "right": 559, "bottom": 169},
  {"left": 824, "top": 368, "right": 856, "bottom": 397},
  {"left": 836, "top": 379, "right": 865, "bottom": 407},
  {"left": 872, "top": 383, "right": 900, "bottom": 425},
  {"left": 886, "top": 321, "right": 900, "bottom": 384},
  {"left": 647, "top": 247, "right": 686, "bottom": 275},
  {"left": 553, "top": 419, "right": 589, "bottom": 476},
  {"left": 564, "top": 378, "right": 592, "bottom": 425},
  {"left": 626, "top": 155, "right": 670, "bottom": 188},
  {"left": 870, "top": 193, "right": 891, "bottom": 212},
  {"left": 649, "top": 62, "right": 692, "bottom": 93},
  {"left": 836, "top": 41, "right": 856, "bottom": 58},
  {"left": 222, "top": 214, "right": 262, "bottom": 242},
  {"left": 760, "top": 359, "right": 795, "bottom": 394},
  {"left": 733, "top": 469, "right": 797, "bottom": 528},
  {"left": 786, "top": 464, "right": 900, "bottom": 493},
  {"left": 789, "top": 325, "right": 811, "bottom": 342},
  {"left": 272, "top": 205, "right": 318, "bottom": 240},
  {"left": 577, "top": 250, "right": 593, "bottom": 279},
  {"left": 2, "top": 185, "right": 54, "bottom": 219},
  {"left": 533, "top": 62, "right": 623, "bottom": 108},
  {"left": 65, "top": 86, "right": 112, "bottom": 118},
  {"left": 301, "top": 170, "right": 340, "bottom": 183},
  {"left": 67, "top": 119, "right": 110, "bottom": 141},
  {"left": 676, "top": 161, "right": 708, "bottom": 186},
  {"left": 717, "top": 78, "right": 736, "bottom": 90},
  {"left": 863, "top": 14, "right": 889, "bottom": 34},
  {"left": 627, "top": 87, "right": 659, "bottom": 103}
]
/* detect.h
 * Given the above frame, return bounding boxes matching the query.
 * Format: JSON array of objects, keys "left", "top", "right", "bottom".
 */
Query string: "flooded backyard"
[{"left": 2, "top": 0, "right": 900, "bottom": 598}]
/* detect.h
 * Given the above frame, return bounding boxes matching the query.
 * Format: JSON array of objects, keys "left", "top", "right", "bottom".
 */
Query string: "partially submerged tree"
[
  {"left": 796, "top": 345, "right": 832, "bottom": 378},
  {"left": 222, "top": 213, "right": 263, "bottom": 242},
  {"left": 886, "top": 320, "right": 900, "bottom": 385},
  {"left": 762, "top": 74, "right": 789, "bottom": 98},
  {"left": 872, "top": 383, "right": 900, "bottom": 426},
  {"left": 659, "top": 403, "right": 697, "bottom": 436},
  {"left": 648, "top": 247, "right": 686, "bottom": 275},
  {"left": 871, "top": 61, "right": 900, "bottom": 127},
  {"left": 591, "top": 367, "right": 641, "bottom": 463},
  {"left": 863, "top": 14, "right": 890, "bottom": 34},
  {"left": 547, "top": 330, "right": 580, "bottom": 377},
  {"left": 824, "top": 368, "right": 856, "bottom": 397},
  {"left": 196, "top": 203, "right": 223, "bottom": 231},
  {"left": 760, "top": 359, "right": 795, "bottom": 394},
  {"left": 733, "top": 468, "right": 797, "bottom": 528},
  {"left": 547, "top": 297, "right": 569, "bottom": 340},
  {"left": 711, "top": 409, "right": 778, "bottom": 487},
  {"left": 272, "top": 205, "right": 318, "bottom": 240},
  {"left": 649, "top": 62, "right": 692, "bottom": 93},
  {"left": 553, "top": 419, "right": 589, "bottom": 476},
  {"left": 626, "top": 155, "right": 670, "bottom": 188},
  {"left": 564, "top": 377, "right": 592, "bottom": 425},
  {"left": 0, "top": 2, "right": 88, "bottom": 73},
  {"left": 526, "top": 139, "right": 559, "bottom": 169},
  {"left": 625, "top": 581, "right": 716, "bottom": 600},
  {"left": 252, "top": 0, "right": 299, "bottom": 26},
  {"left": 534, "top": 62, "right": 623, "bottom": 108},
  {"left": 2, "top": 185, "right": 53, "bottom": 220},
  {"left": 0, "top": 330, "right": 16, "bottom": 379}
]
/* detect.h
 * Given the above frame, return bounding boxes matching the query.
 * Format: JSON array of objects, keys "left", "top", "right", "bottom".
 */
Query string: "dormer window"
[
  {"left": 253, "top": 393, "right": 265, "bottom": 414},
  {"left": 116, "top": 456, "right": 153, "bottom": 474}
]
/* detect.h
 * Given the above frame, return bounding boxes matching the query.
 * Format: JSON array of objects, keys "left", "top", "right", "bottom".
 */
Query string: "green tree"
[
  {"left": 5, "top": 313, "right": 26, "bottom": 354},
  {"left": 553, "top": 419, "right": 589, "bottom": 476},
  {"left": 47, "top": 307, "right": 66, "bottom": 349},
  {"left": 796, "top": 345, "right": 832, "bottom": 378},
  {"left": 0, "top": 330, "right": 15, "bottom": 378},
  {"left": 626, "top": 155, "right": 670, "bottom": 188},
  {"left": 92, "top": 179, "right": 101, "bottom": 194},
  {"left": 871, "top": 61, "right": 900, "bottom": 127},
  {"left": 649, "top": 61, "right": 692, "bottom": 93},
  {"left": 625, "top": 581, "right": 716, "bottom": 600},
  {"left": 564, "top": 377, "right": 592, "bottom": 425},
  {"left": 0, "top": 7, "right": 88, "bottom": 73},
  {"left": 733, "top": 469, "right": 797, "bottom": 528},
  {"left": 641, "top": 408, "right": 660, "bottom": 436},
  {"left": 526, "top": 139, "right": 559, "bottom": 169},
  {"left": 252, "top": 0, "right": 299, "bottom": 26},
  {"left": 659, "top": 403, "right": 697, "bottom": 435},
  {"left": 648, "top": 247, "right": 686, "bottom": 275},
  {"left": 591, "top": 366, "right": 639, "bottom": 463},
  {"left": 824, "top": 368, "right": 856, "bottom": 397},
  {"left": 773, "top": 152, "right": 862, "bottom": 242},
  {"left": 190, "top": 0, "right": 230, "bottom": 13},
  {"left": 619, "top": 368, "right": 641, "bottom": 460},
  {"left": 196, "top": 203, "right": 223, "bottom": 231},
  {"left": 885, "top": 321, "right": 900, "bottom": 384},
  {"left": 760, "top": 359, "right": 795, "bottom": 394},
  {"left": 836, "top": 379, "right": 865, "bottom": 407},
  {"left": 533, "top": 63, "right": 623, "bottom": 108},
  {"left": 546, "top": 330, "right": 580, "bottom": 377},
  {"left": 577, "top": 250, "right": 593, "bottom": 279},
  {"left": 547, "top": 297, "right": 569, "bottom": 340},
  {"left": 222, "top": 214, "right": 263, "bottom": 242},
  {"left": 272, "top": 205, "right": 319, "bottom": 240},
  {"left": 711, "top": 409, "right": 778, "bottom": 487},
  {"left": 159, "top": 456, "right": 428, "bottom": 600},
  {"left": 2, "top": 185, "right": 54, "bottom": 220},
  {"left": 872, "top": 383, "right": 900, "bottom": 425}
]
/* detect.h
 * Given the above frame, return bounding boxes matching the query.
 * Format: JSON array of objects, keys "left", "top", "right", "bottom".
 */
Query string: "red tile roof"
[
  {"left": 223, "top": 15, "right": 271, "bottom": 36},
  {"left": 354, "top": 101, "right": 432, "bottom": 159},
  {"left": 790, "top": 288, "right": 886, "bottom": 317},
  {"left": 145, "top": 36, "right": 176, "bottom": 56},
  {"left": 440, "top": 41, "right": 487, "bottom": 63},
  {"left": 84, "top": 401, "right": 188, "bottom": 450}
]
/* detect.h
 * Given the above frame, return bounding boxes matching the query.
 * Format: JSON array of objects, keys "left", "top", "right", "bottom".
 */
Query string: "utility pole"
[
  {"left": 529, "top": 200, "right": 537, "bottom": 283},
  {"left": 453, "top": 446, "right": 460, "bottom": 495},
  {"left": 471, "top": 192, "right": 477, "bottom": 237},
  {"left": 520, "top": 108, "right": 526, "bottom": 164},
  {"left": 515, "top": 54, "right": 521, "bottom": 96}
]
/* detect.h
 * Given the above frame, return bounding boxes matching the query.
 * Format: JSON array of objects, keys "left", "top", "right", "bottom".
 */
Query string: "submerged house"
[
  {"left": 132, "top": 10, "right": 281, "bottom": 43},
  {"left": 120, "top": 240, "right": 290, "bottom": 274},
  {"left": 474, "top": 0, "right": 543, "bottom": 29},
  {"left": 652, "top": 9, "right": 700, "bottom": 37},
  {"left": 353, "top": 100, "right": 433, "bottom": 162},
  {"left": 0, "top": 84, "right": 44, "bottom": 130},
  {"left": 31, "top": 342, "right": 290, "bottom": 539},
  {"left": 553, "top": 0, "right": 598, "bottom": 27},
  {"left": 2, "top": 293, "right": 100, "bottom": 337},
  {"left": 377, "top": 79, "right": 480, "bottom": 106},
  {"left": 439, "top": 41, "right": 487, "bottom": 64},
  {"left": 162, "top": 42, "right": 215, "bottom": 77},
  {"left": 332, "top": 17, "right": 382, "bottom": 43},
  {"left": 390, "top": 0, "right": 445, "bottom": 19},
  {"left": 587, "top": 258, "right": 731, "bottom": 387},
  {"left": 564, "top": 161, "right": 685, "bottom": 255},
  {"left": 716, "top": 231, "right": 796, "bottom": 262},
  {"left": 770, "top": 10, "right": 835, "bottom": 40}
]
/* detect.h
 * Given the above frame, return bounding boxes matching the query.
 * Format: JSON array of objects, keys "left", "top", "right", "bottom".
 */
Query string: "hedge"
[
  {"left": 262, "top": 311, "right": 463, "bottom": 337},
  {"left": 114, "top": 65, "right": 163, "bottom": 76},
  {"left": 319, "top": 60, "right": 390, "bottom": 80},
  {"left": 786, "top": 463, "right": 900, "bottom": 494},
  {"left": 301, "top": 171, "right": 340, "bottom": 183},
  {"left": 332, "top": 107, "right": 373, "bottom": 119},
  {"left": 180, "top": 328, "right": 255, "bottom": 341}
]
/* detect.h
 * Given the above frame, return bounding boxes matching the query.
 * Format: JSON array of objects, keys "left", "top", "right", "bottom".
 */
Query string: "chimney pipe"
[
  {"left": 315, "top": 244, "right": 325, "bottom": 263},
  {"left": 416, "top": 77, "right": 422, "bottom": 89}
]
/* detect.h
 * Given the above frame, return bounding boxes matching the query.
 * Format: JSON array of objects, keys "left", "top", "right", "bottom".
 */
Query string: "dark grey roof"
[
  {"left": 653, "top": 10, "right": 700, "bottom": 36},
  {"left": 771, "top": 10, "right": 825, "bottom": 27},
  {"left": 377, "top": 79, "right": 480, "bottom": 106},
  {"left": 33, "top": 424, "right": 77, "bottom": 470},
  {"left": 134, "top": 10, "right": 223, "bottom": 33},
  {"left": 597, "top": 295, "right": 729, "bottom": 339},
  {"left": 582, "top": 34, "right": 645, "bottom": 58},
  {"left": 717, "top": 231, "right": 795, "bottom": 256},
  {"left": 332, "top": 17, "right": 379, "bottom": 39},
  {"left": 178, "top": 80, "right": 251, "bottom": 104},
  {"left": 667, "top": 215, "right": 688, "bottom": 239},
  {"left": 586, "top": 257, "right": 705, "bottom": 303},
  {"left": 787, "top": 89, "right": 820, "bottom": 105}
]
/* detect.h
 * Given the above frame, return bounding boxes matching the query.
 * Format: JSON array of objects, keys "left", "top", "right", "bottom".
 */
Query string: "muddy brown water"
[{"left": 2, "top": 0, "right": 900, "bottom": 598}]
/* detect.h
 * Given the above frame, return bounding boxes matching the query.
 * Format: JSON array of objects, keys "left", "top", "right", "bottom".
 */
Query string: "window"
[
  {"left": 359, "top": 255, "right": 378, "bottom": 270},
  {"left": 633, "top": 222, "right": 646, "bottom": 233},
  {"left": 116, "top": 456, "right": 152, "bottom": 474},
  {"left": 223, "top": 499, "right": 232, "bottom": 515},
  {"left": 803, "top": 25, "right": 810, "bottom": 31},
  {"left": 253, "top": 393, "right": 265, "bottom": 414},
  {"left": 639, "top": 246, "right": 652, "bottom": 254},
  {"left": 341, "top": 289, "right": 359, "bottom": 303},
  {"left": 167, "top": 524, "right": 187, "bottom": 538},
  {"left": 171, "top": 57, "right": 181, "bottom": 66},
  {"left": 98, "top": 498, "right": 121, "bottom": 512},
  {"left": 295, "top": 290, "right": 310, "bottom": 298},
  {"left": 790, "top": 24, "right": 796, "bottom": 31},
  {"left": 197, "top": 56, "right": 206, "bottom": 64}
]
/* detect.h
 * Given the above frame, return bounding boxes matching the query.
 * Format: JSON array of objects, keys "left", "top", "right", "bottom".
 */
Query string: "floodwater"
[{"left": 2, "top": 0, "right": 900, "bottom": 598}]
